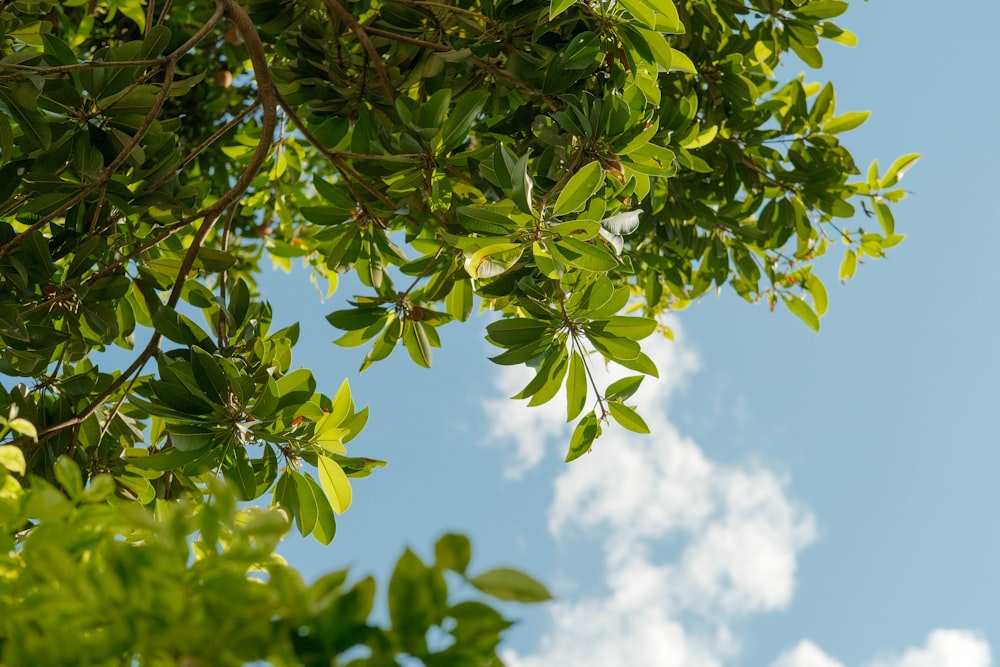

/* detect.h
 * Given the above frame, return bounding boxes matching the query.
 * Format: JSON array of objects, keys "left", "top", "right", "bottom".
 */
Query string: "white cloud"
[
  {"left": 481, "top": 363, "right": 566, "bottom": 478},
  {"left": 866, "top": 629, "right": 992, "bottom": 667},
  {"left": 771, "top": 631, "right": 993, "bottom": 667},
  {"left": 771, "top": 641, "right": 846, "bottom": 667},
  {"left": 488, "top": 320, "right": 815, "bottom": 666},
  {"left": 483, "top": 321, "right": 994, "bottom": 667}
]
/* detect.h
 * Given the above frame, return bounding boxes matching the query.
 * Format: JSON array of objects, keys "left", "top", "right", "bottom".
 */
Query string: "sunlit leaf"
[{"left": 318, "top": 455, "right": 353, "bottom": 514}]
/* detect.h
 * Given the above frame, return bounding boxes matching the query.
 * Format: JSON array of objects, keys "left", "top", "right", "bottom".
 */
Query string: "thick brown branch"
[{"left": 190, "top": 0, "right": 279, "bottom": 220}]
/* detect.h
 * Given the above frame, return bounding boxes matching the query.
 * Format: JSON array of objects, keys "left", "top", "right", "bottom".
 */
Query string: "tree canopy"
[{"left": 0, "top": 0, "right": 913, "bottom": 664}]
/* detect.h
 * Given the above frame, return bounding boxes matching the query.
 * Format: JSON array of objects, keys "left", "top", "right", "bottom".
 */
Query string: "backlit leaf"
[{"left": 318, "top": 455, "right": 353, "bottom": 514}]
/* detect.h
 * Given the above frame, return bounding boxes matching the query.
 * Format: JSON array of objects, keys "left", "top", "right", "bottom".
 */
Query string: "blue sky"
[{"left": 269, "top": 2, "right": 1000, "bottom": 665}]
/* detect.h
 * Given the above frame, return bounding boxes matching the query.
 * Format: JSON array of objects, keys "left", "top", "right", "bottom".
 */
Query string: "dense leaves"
[
  {"left": 0, "top": 0, "right": 910, "bottom": 662},
  {"left": 0, "top": 472, "right": 547, "bottom": 666},
  {"left": 0, "top": 0, "right": 912, "bottom": 477}
]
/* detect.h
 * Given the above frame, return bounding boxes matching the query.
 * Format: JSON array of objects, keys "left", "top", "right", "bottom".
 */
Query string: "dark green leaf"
[
  {"left": 566, "top": 350, "right": 587, "bottom": 421},
  {"left": 565, "top": 411, "right": 601, "bottom": 462}
]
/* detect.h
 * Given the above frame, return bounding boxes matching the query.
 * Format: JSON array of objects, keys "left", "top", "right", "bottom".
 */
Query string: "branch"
[
  {"left": 274, "top": 93, "right": 405, "bottom": 214},
  {"left": 0, "top": 0, "right": 229, "bottom": 263},
  {"left": 0, "top": 65, "right": 178, "bottom": 262},
  {"left": 321, "top": 0, "right": 397, "bottom": 103},
  {"left": 364, "top": 26, "right": 556, "bottom": 109},
  {"left": 34, "top": 213, "right": 220, "bottom": 445}
]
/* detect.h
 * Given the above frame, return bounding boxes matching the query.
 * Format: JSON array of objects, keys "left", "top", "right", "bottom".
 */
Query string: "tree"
[{"left": 0, "top": 0, "right": 913, "bottom": 664}]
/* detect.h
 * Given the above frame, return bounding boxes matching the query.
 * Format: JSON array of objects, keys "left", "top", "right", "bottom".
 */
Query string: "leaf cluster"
[
  {"left": 0, "top": 0, "right": 914, "bottom": 660},
  {"left": 0, "top": 471, "right": 548, "bottom": 666},
  {"left": 0, "top": 0, "right": 914, "bottom": 479}
]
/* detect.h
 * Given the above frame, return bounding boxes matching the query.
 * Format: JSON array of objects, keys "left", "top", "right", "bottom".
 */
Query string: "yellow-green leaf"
[
  {"left": 7, "top": 417, "right": 37, "bottom": 442},
  {"left": 824, "top": 110, "right": 869, "bottom": 134},
  {"left": 608, "top": 402, "right": 650, "bottom": 434},
  {"left": 839, "top": 248, "right": 858, "bottom": 281},
  {"left": 318, "top": 455, "right": 353, "bottom": 514},
  {"left": 566, "top": 350, "right": 587, "bottom": 421},
  {"left": 0, "top": 444, "right": 26, "bottom": 474},
  {"left": 783, "top": 295, "right": 820, "bottom": 332},
  {"left": 553, "top": 161, "right": 604, "bottom": 216}
]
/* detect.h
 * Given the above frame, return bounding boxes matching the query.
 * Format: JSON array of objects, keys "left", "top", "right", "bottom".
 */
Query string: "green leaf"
[
  {"left": 435, "top": 533, "right": 472, "bottom": 574},
  {"left": 275, "top": 368, "right": 316, "bottom": 411},
  {"left": 617, "top": 0, "right": 656, "bottom": 29},
  {"left": 469, "top": 568, "right": 552, "bottom": 602},
  {"left": 801, "top": 275, "right": 827, "bottom": 317},
  {"left": 166, "top": 423, "right": 216, "bottom": 452},
  {"left": 668, "top": 48, "right": 697, "bottom": 74},
  {"left": 608, "top": 402, "right": 650, "bottom": 434},
  {"left": 605, "top": 375, "right": 644, "bottom": 401},
  {"left": 223, "top": 445, "right": 256, "bottom": 501},
  {"left": 446, "top": 279, "right": 473, "bottom": 322},
  {"left": 328, "top": 378, "right": 354, "bottom": 426},
  {"left": 839, "top": 249, "right": 858, "bottom": 281},
  {"left": 54, "top": 456, "right": 84, "bottom": 500},
  {"left": 126, "top": 446, "right": 209, "bottom": 471},
  {"left": 6, "top": 417, "right": 37, "bottom": 442},
  {"left": 552, "top": 237, "right": 618, "bottom": 272},
  {"left": 274, "top": 470, "right": 300, "bottom": 529},
  {"left": 553, "top": 161, "right": 604, "bottom": 216},
  {"left": 403, "top": 320, "right": 433, "bottom": 368},
  {"left": 489, "top": 339, "right": 549, "bottom": 365},
  {"left": 881, "top": 153, "right": 921, "bottom": 188},
  {"left": 824, "top": 110, "right": 870, "bottom": 134},
  {"left": 317, "top": 455, "right": 353, "bottom": 514},
  {"left": 389, "top": 548, "right": 438, "bottom": 653},
  {"left": 592, "top": 316, "right": 657, "bottom": 340},
  {"left": 291, "top": 471, "right": 317, "bottom": 537},
  {"left": 614, "top": 350, "right": 660, "bottom": 377},
  {"left": 465, "top": 243, "right": 523, "bottom": 280},
  {"left": 565, "top": 411, "right": 601, "bottom": 462},
  {"left": 874, "top": 200, "right": 895, "bottom": 236},
  {"left": 793, "top": 0, "right": 849, "bottom": 20},
  {"left": 303, "top": 473, "right": 337, "bottom": 544},
  {"left": 0, "top": 444, "right": 26, "bottom": 474},
  {"left": 526, "top": 347, "right": 569, "bottom": 407},
  {"left": 190, "top": 347, "right": 229, "bottom": 405},
  {"left": 0, "top": 114, "right": 13, "bottom": 162},
  {"left": 588, "top": 332, "right": 641, "bottom": 362},
  {"left": 549, "top": 0, "right": 576, "bottom": 19},
  {"left": 441, "top": 91, "right": 488, "bottom": 151},
  {"left": 0, "top": 89, "right": 52, "bottom": 150},
  {"left": 566, "top": 350, "right": 587, "bottom": 421},
  {"left": 783, "top": 295, "right": 820, "bottom": 332},
  {"left": 456, "top": 206, "right": 518, "bottom": 235},
  {"left": 512, "top": 150, "right": 535, "bottom": 215},
  {"left": 487, "top": 318, "right": 553, "bottom": 347}
]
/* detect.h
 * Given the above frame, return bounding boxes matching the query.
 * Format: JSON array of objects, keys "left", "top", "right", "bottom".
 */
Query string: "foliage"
[
  {"left": 0, "top": 0, "right": 911, "bottom": 663},
  {"left": 0, "top": 456, "right": 549, "bottom": 665}
]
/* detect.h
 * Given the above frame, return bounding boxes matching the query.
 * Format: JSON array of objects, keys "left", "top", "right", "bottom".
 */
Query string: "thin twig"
[
  {"left": 0, "top": 1, "right": 228, "bottom": 262},
  {"left": 321, "top": 0, "right": 397, "bottom": 102},
  {"left": 0, "top": 66, "right": 178, "bottom": 262},
  {"left": 34, "top": 212, "right": 220, "bottom": 445}
]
